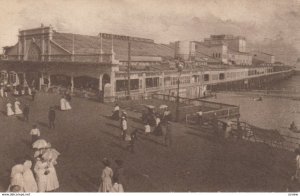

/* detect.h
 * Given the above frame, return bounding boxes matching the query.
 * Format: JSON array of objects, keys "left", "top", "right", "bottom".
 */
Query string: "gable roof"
[
  {"left": 3, "top": 44, "right": 18, "bottom": 55},
  {"left": 52, "top": 32, "right": 174, "bottom": 61}
]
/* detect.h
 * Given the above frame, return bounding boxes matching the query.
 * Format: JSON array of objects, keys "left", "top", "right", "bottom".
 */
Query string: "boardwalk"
[{"left": 0, "top": 92, "right": 296, "bottom": 192}]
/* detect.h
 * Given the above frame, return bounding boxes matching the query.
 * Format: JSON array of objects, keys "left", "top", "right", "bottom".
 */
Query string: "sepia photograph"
[{"left": 0, "top": 0, "right": 300, "bottom": 193}]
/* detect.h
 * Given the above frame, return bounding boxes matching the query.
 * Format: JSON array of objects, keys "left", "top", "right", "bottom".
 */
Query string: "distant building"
[
  {"left": 203, "top": 34, "right": 247, "bottom": 53},
  {"left": 251, "top": 51, "right": 275, "bottom": 65},
  {"left": 195, "top": 41, "right": 228, "bottom": 64},
  {"left": 174, "top": 41, "right": 196, "bottom": 61}
]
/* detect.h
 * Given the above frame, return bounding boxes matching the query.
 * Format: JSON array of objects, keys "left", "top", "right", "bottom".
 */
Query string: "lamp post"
[{"left": 175, "top": 62, "right": 183, "bottom": 122}]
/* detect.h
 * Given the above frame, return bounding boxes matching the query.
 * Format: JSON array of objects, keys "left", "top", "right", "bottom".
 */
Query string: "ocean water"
[{"left": 208, "top": 75, "right": 300, "bottom": 137}]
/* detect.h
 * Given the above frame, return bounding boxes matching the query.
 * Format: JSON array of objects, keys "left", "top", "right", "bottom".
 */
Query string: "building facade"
[
  {"left": 251, "top": 51, "right": 275, "bottom": 65},
  {"left": 1, "top": 25, "right": 291, "bottom": 102}
]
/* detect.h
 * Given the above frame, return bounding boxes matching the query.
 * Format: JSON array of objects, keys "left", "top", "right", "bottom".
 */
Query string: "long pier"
[{"left": 208, "top": 69, "right": 294, "bottom": 92}]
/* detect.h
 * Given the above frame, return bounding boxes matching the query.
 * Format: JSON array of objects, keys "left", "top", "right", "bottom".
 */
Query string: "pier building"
[{"left": 0, "top": 25, "right": 294, "bottom": 102}]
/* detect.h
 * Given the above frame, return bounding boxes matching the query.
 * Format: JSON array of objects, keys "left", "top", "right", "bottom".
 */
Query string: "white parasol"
[
  {"left": 159, "top": 105, "right": 168, "bottom": 109},
  {"left": 144, "top": 105, "right": 155, "bottom": 109},
  {"left": 42, "top": 148, "right": 60, "bottom": 161},
  {"left": 32, "top": 139, "right": 48, "bottom": 149}
]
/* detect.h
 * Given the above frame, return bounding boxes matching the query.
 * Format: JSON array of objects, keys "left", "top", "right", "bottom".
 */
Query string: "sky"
[{"left": 0, "top": 0, "right": 299, "bottom": 64}]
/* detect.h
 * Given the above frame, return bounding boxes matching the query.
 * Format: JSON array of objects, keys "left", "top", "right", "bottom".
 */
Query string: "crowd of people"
[
  {"left": 3, "top": 83, "right": 299, "bottom": 192},
  {"left": 112, "top": 103, "right": 173, "bottom": 152},
  {"left": 7, "top": 125, "right": 60, "bottom": 192},
  {"left": 1, "top": 86, "right": 64, "bottom": 192}
]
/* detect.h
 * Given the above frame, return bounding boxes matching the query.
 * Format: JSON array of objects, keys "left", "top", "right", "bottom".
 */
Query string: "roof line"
[{"left": 50, "top": 40, "right": 72, "bottom": 54}]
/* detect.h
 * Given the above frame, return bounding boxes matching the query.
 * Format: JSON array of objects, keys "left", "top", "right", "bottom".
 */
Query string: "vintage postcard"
[{"left": 0, "top": 0, "right": 299, "bottom": 193}]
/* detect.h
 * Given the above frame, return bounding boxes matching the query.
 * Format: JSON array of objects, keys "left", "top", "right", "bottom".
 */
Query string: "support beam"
[
  {"left": 70, "top": 75, "right": 74, "bottom": 93},
  {"left": 39, "top": 73, "right": 44, "bottom": 90},
  {"left": 99, "top": 74, "right": 103, "bottom": 91},
  {"left": 48, "top": 75, "right": 51, "bottom": 88}
]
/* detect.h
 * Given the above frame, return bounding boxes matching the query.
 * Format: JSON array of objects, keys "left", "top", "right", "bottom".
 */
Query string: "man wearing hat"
[
  {"left": 112, "top": 104, "right": 120, "bottom": 120},
  {"left": 48, "top": 106, "right": 56, "bottom": 129},
  {"left": 23, "top": 104, "right": 30, "bottom": 122}
]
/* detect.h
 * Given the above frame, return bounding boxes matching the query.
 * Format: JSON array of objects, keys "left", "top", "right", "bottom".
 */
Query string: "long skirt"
[
  {"left": 7, "top": 107, "right": 14, "bottom": 116},
  {"left": 98, "top": 178, "right": 112, "bottom": 192},
  {"left": 60, "top": 100, "right": 66, "bottom": 111},
  {"left": 296, "top": 168, "right": 300, "bottom": 183},
  {"left": 36, "top": 171, "right": 47, "bottom": 192},
  {"left": 65, "top": 101, "right": 72, "bottom": 110},
  {"left": 112, "top": 111, "right": 119, "bottom": 120},
  {"left": 46, "top": 167, "right": 59, "bottom": 191},
  {"left": 15, "top": 106, "right": 22, "bottom": 115},
  {"left": 23, "top": 170, "right": 38, "bottom": 192}
]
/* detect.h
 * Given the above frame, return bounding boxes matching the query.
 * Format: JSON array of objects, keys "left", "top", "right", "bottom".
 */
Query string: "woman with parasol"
[
  {"left": 34, "top": 155, "right": 48, "bottom": 192},
  {"left": 45, "top": 157, "right": 59, "bottom": 192}
]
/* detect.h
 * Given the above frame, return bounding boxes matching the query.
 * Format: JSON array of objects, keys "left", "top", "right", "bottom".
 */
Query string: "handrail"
[{"left": 152, "top": 93, "right": 239, "bottom": 109}]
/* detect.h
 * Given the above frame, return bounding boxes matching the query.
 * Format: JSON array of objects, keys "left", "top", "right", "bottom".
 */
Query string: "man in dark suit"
[
  {"left": 23, "top": 104, "right": 30, "bottom": 122},
  {"left": 48, "top": 106, "right": 56, "bottom": 129},
  {"left": 31, "top": 88, "right": 36, "bottom": 101}
]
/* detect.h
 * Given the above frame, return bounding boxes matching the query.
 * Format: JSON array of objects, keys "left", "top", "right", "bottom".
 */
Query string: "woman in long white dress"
[
  {"left": 98, "top": 158, "right": 113, "bottom": 192},
  {"left": 60, "top": 97, "right": 67, "bottom": 111},
  {"left": 7, "top": 164, "right": 25, "bottom": 192},
  {"left": 14, "top": 100, "right": 22, "bottom": 115},
  {"left": 23, "top": 160, "right": 38, "bottom": 192},
  {"left": 7, "top": 102, "right": 14, "bottom": 116},
  {"left": 34, "top": 158, "right": 48, "bottom": 192},
  {"left": 0, "top": 87, "right": 4, "bottom": 98},
  {"left": 65, "top": 100, "right": 72, "bottom": 110},
  {"left": 28, "top": 87, "right": 32, "bottom": 95},
  {"left": 46, "top": 159, "right": 59, "bottom": 191}
]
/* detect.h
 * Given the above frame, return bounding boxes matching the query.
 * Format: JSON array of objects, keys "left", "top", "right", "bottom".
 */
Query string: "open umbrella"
[
  {"left": 32, "top": 139, "right": 48, "bottom": 149},
  {"left": 144, "top": 105, "right": 155, "bottom": 109},
  {"left": 42, "top": 148, "right": 60, "bottom": 161},
  {"left": 159, "top": 105, "right": 168, "bottom": 109}
]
